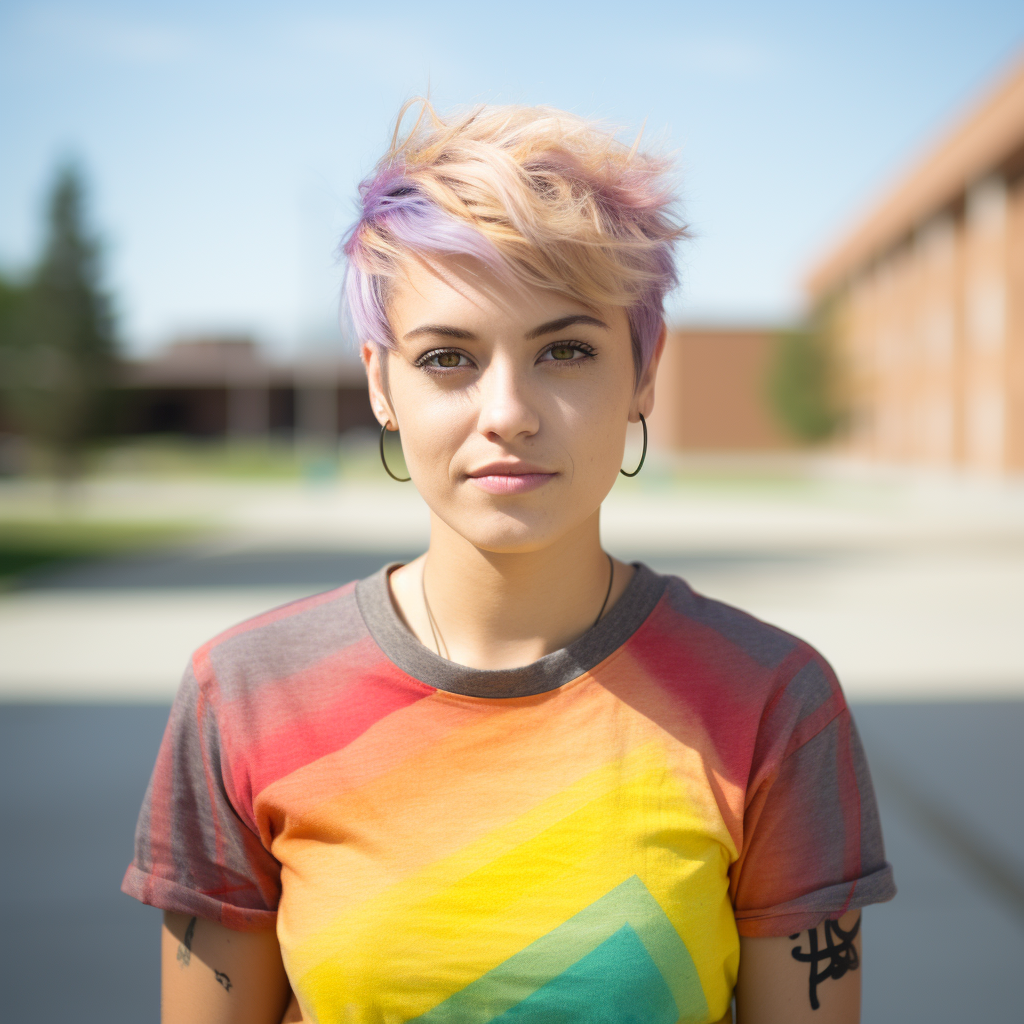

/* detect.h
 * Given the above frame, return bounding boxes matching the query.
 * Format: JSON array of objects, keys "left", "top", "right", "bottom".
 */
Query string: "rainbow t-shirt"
[{"left": 124, "top": 564, "right": 894, "bottom": 1023}]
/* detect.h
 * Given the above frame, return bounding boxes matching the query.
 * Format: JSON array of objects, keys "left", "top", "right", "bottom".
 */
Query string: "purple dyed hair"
[{"left": 340, "top": 103, "right": 686, "bottom": 379}]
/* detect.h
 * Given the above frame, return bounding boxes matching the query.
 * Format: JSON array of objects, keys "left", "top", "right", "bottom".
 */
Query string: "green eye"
[
  {"left": 436, "top": 352, "right": 462, "bottom": 368},
  {"left": 550, "top": 344, "right": 576, "bottom": 360}
]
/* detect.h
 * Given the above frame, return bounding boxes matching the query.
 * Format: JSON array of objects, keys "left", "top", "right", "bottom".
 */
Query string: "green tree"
[
  {"left": 0, "top": 271, "right": 28, "bottom": 348},
  {"left": 1, "top": 163, "right": 118, "bottom": 478},
  {"left": 0, "top": 270, "right": 31, "bottom": 459},
  {"left": 767, "top": 307, "right": 843, "bottom": 444}
]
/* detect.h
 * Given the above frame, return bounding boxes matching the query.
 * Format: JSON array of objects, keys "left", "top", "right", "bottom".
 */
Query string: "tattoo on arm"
[
  {"left": 176, "top": 916, "right": 197, "bottom": 968},
  {"left": 172, "top": 916, "right": 234, "bottom": 993},
  {"left": 789, "top": 916, "right": 860, "bottom": 1010}
]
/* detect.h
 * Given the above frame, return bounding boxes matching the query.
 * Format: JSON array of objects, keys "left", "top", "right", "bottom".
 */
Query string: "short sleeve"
[
  {"left": 121, "top": 663, "right": 281, "bottom": 931},
  {"left": 730, "top": 656, "right": 896, "bottom": 937}
]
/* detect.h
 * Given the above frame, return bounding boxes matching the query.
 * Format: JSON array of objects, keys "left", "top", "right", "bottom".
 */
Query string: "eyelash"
[
  {"left": 539, "top": 340, "right": 596, "bottom": 362},
  {"left": 414, "top": 341, "right": 597, "bottom": 373}
]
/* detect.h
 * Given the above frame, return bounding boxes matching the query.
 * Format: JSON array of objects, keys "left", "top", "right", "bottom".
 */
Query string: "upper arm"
[
  {"left": 162, "top": 911, "right": 292, "bottom": 1024},
  {"left": 735, "top": 910, "right": 862, "bottom": 1024}
]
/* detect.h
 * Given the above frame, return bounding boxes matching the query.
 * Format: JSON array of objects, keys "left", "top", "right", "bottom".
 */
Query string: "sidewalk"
[
  {"left": 1, "top": 473, "right": 1021, "bottom": 701},
  {"left": 1, "top": 473, "right": 1021, "bottom": 1024}
]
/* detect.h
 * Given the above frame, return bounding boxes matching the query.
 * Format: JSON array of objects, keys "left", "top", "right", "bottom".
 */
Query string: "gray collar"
[{"left": 355, "top": 561, "right": 667, "bottom": 699}]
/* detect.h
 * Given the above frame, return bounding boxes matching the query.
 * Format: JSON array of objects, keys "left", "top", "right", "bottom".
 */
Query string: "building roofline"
[{"left": 806, "top": 51, "right": 1024, "bottom": 298}]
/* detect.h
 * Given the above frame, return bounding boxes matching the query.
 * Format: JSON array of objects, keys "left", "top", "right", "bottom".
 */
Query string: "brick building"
[
  {"left": 647, "top": 327, "right": 791, "bottom": 452},
  {"left": 119, "top": 337, "right": 377, "bottom": 441},
  {"left": 807, "top": 56, "right": 1024, "bottom": 474},
  {"left": 119, "top": 330, "right": 791, "bottom": 453}
]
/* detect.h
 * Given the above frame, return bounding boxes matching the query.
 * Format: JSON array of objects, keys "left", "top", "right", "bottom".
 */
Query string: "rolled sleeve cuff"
[
  {"left": 121, "top": 863, "right": 278, "bottom": 933},
  {"left": 735, "top": 862, "right": 896, "bottom": 937}
]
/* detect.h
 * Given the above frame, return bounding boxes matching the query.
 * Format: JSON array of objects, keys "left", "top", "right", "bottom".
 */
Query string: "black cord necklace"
[
  {"left": 421, "top": 551, "right": 615, "bottom": 659},
  {"left": 593, "top": 551, "right": 615, "bottom": 628}
]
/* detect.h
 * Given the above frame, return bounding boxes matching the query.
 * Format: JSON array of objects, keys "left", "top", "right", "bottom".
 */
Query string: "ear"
[
  {"left": 631, "top": 321, "right": 667, "bottom": 421},
  {"left": 362, "top": 342, "right": 395, "bottom": 429}
]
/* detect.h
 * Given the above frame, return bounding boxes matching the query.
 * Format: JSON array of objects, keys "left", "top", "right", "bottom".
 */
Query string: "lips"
[{"left": 466, "top": 463, "right": 556, "bottom": 495}]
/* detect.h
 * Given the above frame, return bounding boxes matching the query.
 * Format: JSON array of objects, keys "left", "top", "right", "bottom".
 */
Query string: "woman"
[{"left": 124, "top": 103, "right": 895, "bottom": 1024}]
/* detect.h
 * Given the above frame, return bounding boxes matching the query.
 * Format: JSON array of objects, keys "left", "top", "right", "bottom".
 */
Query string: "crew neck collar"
[{"left": 355, "top": 561, "right": 667, "bottom": 699}]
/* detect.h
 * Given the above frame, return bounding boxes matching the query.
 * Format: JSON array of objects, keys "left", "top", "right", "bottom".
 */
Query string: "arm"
[
  {"left": 735, "top": 910, "right": 861, "bottom": 1024},
  {"left": 162, "top": 911, "right": 293, "bottom": 1024}
]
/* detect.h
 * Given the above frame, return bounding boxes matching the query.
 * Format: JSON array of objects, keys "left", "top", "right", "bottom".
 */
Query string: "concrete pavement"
[
  {"left": 1, "top": 472, "right": 1022, "bottom": 1022},
  {"left": 2, "top": 701, "right": 1021, "bottom": 1024},
  {"left": 1, "top": 473, "right": 1021, "bottom": 701}
]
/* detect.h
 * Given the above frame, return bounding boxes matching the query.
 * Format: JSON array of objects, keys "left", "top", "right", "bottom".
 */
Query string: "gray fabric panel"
[
  {"left": 734, "top": 710, "right": 895, "bottom": 928},
  {"left": 209, "top": 586, "right": 370, "bottom": 701},
  {"left": 130, "top": 665, "right": 281, "bottom": 917},
  {"left": 662, "top": 576, "right": 803, "bottom": 670},
  {"left": 848, "top": 715, "right": 891, "bottom": 875},
  {"left": 356, "top": 562, "right": 668, "bottom": 698},
  {"left": 739, "top": 864, "right": 897, "bottom": 931},
  {"left": 783, "top": 655, "right": 840, "bottom": 724}
]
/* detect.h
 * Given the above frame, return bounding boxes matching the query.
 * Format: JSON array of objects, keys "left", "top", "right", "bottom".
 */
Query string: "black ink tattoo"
[
  {"left": 214, "top": 970, "right": 232, "bottom": 992},
  {"left": 177, "top": 916, "right": 197, "bottom": 968},
  {"left": 790, "top": 916, "right": 861, "bottom": 1010}
]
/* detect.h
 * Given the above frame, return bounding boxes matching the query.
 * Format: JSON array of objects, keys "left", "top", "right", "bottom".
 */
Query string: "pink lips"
[{"left": 467, "top": 466, "right": 555, "bottom": 495}]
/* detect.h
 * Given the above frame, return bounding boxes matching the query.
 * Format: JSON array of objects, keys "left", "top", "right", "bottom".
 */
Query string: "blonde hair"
[{"left": 341, "top": 101, "right": 686, "bottom": 375}]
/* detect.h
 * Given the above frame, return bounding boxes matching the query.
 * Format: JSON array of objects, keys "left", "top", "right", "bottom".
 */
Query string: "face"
[{"left": 363, "top": 256, "right": 663, "bottom": 554}]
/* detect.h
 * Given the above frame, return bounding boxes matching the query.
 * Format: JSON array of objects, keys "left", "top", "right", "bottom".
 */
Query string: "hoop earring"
[
  {"left": 379, "top": 423, "right": 411, "bottom": 482},
  {"left": 620, "top": 412, "right": 647, "bottom": 477}
]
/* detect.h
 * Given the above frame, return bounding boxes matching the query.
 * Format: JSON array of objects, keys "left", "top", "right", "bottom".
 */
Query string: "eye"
[
  {"left": 415, "top": 348, "right": 473, "bottom": 370},
  {"left": 539, "top": 341, "right": 595, "bottom": 363}
]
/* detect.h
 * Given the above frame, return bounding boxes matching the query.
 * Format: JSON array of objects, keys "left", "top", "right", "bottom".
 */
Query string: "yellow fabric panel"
[
  {"left": 289, "top": 740, "right": 737, "bottom": 1023},
  {"left": 273, "top": 680, "right": 657, "bottom": 939},
  {"left": 273, "top": 679, "right": 735, "bottom": 947}
]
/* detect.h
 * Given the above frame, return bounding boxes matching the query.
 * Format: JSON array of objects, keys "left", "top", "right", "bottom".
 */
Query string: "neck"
[{"left": 389, "top": 511, "right": 632, "bottom": 670}]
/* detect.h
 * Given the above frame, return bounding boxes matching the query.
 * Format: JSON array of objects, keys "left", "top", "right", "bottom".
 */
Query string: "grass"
[
  {"left": 93, "top": 436, "right": 311, "bottom": 479},
  {"left": 89, "top": 433, "right": 392, "bottom": 482},
  {"left": 0, "top": 519, "right": 198, "bottom": 586}
]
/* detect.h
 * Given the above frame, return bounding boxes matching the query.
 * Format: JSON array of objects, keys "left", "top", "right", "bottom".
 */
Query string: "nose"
[{"left": 475, "top": 356, "right": 541, "bottom": 443}]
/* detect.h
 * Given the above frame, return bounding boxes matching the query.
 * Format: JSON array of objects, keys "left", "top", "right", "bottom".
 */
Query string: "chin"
[
  {"left": 456, "top": 522, "right": 563, "bottom": 555},
  {"left": 438, "top": 502, "right": 595, "bottom": 555}
]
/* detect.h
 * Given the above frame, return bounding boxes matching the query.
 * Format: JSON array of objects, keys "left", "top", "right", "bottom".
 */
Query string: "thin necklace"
[
  {"left": 421, "top": 564, "right": 450, "bottom": 660},
  {"left": 593, "top": 551, "right": 615, "bottom": 627},
  {"left": 420, "top": 552, "right": 615, "bottom": 659}
]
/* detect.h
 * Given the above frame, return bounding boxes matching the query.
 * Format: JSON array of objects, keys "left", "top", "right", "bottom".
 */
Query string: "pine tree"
[{"left": 1, "top": 163, "right": 118, "bottom": 478}]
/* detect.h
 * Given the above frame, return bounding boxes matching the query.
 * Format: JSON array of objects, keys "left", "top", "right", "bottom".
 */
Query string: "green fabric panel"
[
  {"left": 411, "top": 875, "right": 708, "bottom": 1024},
  {"left": 489, "top": 924, "right": 678, "bottom": 1024}
]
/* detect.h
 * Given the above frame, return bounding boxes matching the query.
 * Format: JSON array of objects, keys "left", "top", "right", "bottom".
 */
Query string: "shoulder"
[
  {"left": 657, "top": 574, "right": 821, "bottom": 679},
  {"left": 178, "top": 576, "right": 429, "bottom": 801},
  {"left": 627, "top": 571, "right": 848, "bottom": 764},
  {"left": 188, "top": 581, "right": 374, "bottom": 703}
]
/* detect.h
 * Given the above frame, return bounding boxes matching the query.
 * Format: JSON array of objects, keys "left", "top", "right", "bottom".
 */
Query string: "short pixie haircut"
[{"left": 341, "top": 102, "right": 686, "bottom": 378}]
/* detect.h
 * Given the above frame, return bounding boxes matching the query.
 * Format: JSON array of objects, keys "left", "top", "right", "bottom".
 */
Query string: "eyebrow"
[
  {"left": 403, "top": 324, "right": 476, "bottom": 341},
  {"left": 404, "top": 314, "right": 610, "bottom": 344},
  {"left": 525, "top": 314, "right": 610, "bottom": 339}
]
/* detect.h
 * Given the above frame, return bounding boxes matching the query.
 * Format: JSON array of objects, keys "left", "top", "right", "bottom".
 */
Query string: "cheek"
[
  {"left": 393, "top": 383, "right": 473, "bottom": 471},
  {"left": 576, "top": 404, "right": 629, "bottom": 476},
  {"left": 539, "top": 391, "right": 629, "bottom": 496}
]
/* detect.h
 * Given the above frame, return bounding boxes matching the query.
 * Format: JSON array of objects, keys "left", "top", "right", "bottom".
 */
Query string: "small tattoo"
[
  {"left": 790, "top": 916, "right": 861, "bottom": 1010},
  {"left": 176, "top": 916, "right": 197, "bottom": 968},
  {"left": 215, "top": 970, "right": 232, "bottom": 992}
]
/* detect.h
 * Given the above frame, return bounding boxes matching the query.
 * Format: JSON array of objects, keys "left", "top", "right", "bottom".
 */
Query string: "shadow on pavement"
[{"left": 1, "top": 701, "right": 1021, "bottom": 1023}]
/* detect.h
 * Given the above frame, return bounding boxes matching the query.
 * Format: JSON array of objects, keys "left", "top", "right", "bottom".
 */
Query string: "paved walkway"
[
  {"left": 2, "top": 702, "right": 1021, "bottom": 1023},
  {"left": 1, "top": 474, "right": 1021, "bottom": 1022},
  {"left": 1, "top": 475, "right": 1021, "bottom": 701}
]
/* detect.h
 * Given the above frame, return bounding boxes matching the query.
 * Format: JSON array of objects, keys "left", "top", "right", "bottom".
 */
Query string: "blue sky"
[{"left": 2, "top": 0, "right": 1023, "bottom": 355}]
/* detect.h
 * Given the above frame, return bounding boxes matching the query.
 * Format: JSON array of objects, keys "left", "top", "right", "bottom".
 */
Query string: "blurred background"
[{"left": 1, "top": 1, "right": 1023, "bottom": 1020}]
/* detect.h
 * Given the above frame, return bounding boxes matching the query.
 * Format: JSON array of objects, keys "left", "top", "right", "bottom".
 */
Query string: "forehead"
[{"left": 387, "top": 255, "right": 629, "bottom": 340}]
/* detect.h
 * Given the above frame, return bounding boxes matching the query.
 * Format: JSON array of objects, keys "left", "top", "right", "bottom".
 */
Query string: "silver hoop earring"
[
  {"left": 620, "top": 412, "right": 647, "bottom": 477},
  {"left": 379, "top": 423, "right": 411, "bottom": 482}
]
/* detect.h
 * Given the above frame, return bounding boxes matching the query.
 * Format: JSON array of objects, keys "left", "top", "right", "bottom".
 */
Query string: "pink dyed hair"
[{"left": 340, "top": 101, "right": 686, "bottom": 378}]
